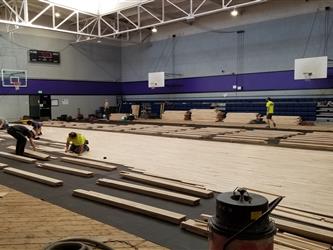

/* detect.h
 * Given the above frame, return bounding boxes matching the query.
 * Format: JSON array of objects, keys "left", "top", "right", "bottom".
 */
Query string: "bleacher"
[
  {"left": 121, "top": 99, "right": 318, "bottom": 121},
  {"left": 225, "top": 100, "right": 317, "bottom": 121}
]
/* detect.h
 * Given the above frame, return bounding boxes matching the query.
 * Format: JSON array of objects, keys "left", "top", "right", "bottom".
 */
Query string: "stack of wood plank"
[
  {"left": 267, "top": 116, "right": 301, "bottom": 126},
  {"left": 279, "top": 132, "right": 333, "bottom": 151},
  {"left": 162, "top": 127, "right": 242, "bottom": 139},
  {"left": 100, "top": 124, "right": 131, "bottom": 132},
  {"left": 131, "top": 105, "right": 140, "bottom": 118},
  {"left": 3, "top": 167, "right": 63, "bottom": 186},
  {"left": 7, "top": 146, "right": 50, "bottom": 160},
  {"left": 73, "top": 189, "right": 187, "bottom": 224},
  {"left": 192, "top": 127, "right": 242, "bottom": 135},
  {"left": 190, "top": 109, "right": 220, "bottom": 122},
  {"left": 96, "top": 178, "right": 200, "bottom": 206},
  {"left": 132, "top": 125, "right": 190, "bottom": 135},
  {"left": 120, "top": 171, "right": 214, "bottom": 198},
  {"left": 161, "top": 111, "right": 186, "bottom": 121},
  {"left": 223, "top": 112, "right": 258, "bottom": 124},
  {"left": 180, "top": 211, "right": 333, "bottom": 249},
  {"left": 71, "top": 170, "right": 213, "bottom": 225},
  {"left": 213, "top": 129, "right": 302, "bottom": 144},
  {"left": 109, "top": 113, "right": 127, "bottom": 121},
  {"left": 70, "top": 123, "right": 93, "bottom": 129},
  {"left": 42, "top": 121, "right": 66, "bottom": 127}
]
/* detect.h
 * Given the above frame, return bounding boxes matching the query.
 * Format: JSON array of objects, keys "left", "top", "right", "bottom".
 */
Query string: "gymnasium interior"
[{"left": 0, "top": 0, "right": 332, "bottom": 249}]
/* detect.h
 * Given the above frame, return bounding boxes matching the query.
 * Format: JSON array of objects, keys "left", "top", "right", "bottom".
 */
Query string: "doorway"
[{"left": 29, "top": 95, "right": 51, "bottom": 120}]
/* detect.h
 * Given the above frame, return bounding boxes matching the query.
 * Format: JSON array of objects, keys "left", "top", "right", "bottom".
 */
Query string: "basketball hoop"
[
  {"left": 1, "top": 69, "right": 27, "bottom": 89},
  {"left": 148, "top": 72, "right": 165, "bottom": 89},
  {"left": 11, "top": 79, "right": 21, "bottom": 91},
  {"left": 149, "top": 83, "right": 157, "bottom": 90},
  {"left": 303, "top": 72, "right": 312, "bottom": 82}
]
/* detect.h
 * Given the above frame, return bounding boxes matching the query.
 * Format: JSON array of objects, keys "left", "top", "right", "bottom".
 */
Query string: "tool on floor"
[
  {"left": 44, "top": 237, "right": 113, "bottom": 250},
  {"left": 208, "top": 187, "right": 283, "bottom": 250}
]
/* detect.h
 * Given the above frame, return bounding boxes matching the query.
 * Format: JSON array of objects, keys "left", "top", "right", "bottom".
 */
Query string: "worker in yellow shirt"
[
  {"left": 266, "top": 97, "right": 276, "bottom": 128},
  {"left": 65, "top": 132, "right": 89, "bottom": 155}
]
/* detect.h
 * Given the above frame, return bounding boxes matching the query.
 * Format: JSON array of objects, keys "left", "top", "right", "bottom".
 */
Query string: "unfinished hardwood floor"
[
  {"left": 0, "top": 184, "right": 166, "bottom": 250},
  {"left": 42, "top": 126, "right": 333, "bottom": 215}
]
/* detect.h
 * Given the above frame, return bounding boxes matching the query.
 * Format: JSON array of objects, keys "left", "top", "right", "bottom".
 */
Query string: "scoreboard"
[{"left": 29, "top": 50, "right": 60, "bottom": 64}]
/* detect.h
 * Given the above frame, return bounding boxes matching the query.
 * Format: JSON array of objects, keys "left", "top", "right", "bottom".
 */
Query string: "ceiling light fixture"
[
  {"left": 55, "top": 12, "right": 61, "bottom": 18},
  {"left": 97, "top": 40, "right": 102, "bottom": 43},
  {"left": 231, "top": 9, "right": 239, "bottom": 17},
  {"left": 152, "top": 27, "right": 157, "bottom": 33}
]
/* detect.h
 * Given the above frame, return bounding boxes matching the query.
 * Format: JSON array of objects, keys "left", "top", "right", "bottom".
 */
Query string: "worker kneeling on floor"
[{"left": 65, "top": 132, "right": 89, "bottom": 155}]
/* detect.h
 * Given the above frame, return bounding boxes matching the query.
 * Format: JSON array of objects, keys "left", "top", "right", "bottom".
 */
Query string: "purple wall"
[
  {"left": 121, "top": 68, "right": 333, "bottom": 95},
  {"left": 0, "top": 69, "right": 332, "bottom": 95},
  {"left": 0, "top": 79, "right": 121, "bottom": 95}
]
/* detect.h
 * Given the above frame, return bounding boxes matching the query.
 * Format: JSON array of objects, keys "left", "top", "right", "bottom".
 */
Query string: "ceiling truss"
[{"left": 0, "top": 0, "right": 267, "bottom": 42}]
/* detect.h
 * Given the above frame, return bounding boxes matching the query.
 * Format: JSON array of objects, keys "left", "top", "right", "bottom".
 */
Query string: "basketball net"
[
  {"left": 149, "top": 83, "right": 157, "bottom": 90},
  {"left": 12, "top": 80, "right": 20, "bottom": 91},
  {"left": 303, "top": 72, "right": 312, "bottom": 82}
]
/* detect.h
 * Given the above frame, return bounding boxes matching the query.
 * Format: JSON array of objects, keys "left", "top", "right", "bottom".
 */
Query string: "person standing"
[
  {"left": 65, "top": 132, "right": 89, "bottom": 155},
  {"left": 7, "top": 125, "right": 36, "bottom": 155},
  {"left": 104, "top": 98, "right": 111, "bottom": 120},
  {"left": 266, "top": 97, "right": 276, "bottom": 128}
]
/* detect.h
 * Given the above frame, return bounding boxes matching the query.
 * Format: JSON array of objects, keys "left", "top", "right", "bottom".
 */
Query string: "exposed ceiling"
[
  {"left": 0, "top": 0, "right": 268, "bottom": 43},
  {"left": 41, "top": 0, "right": 153, "bottom": 15}
]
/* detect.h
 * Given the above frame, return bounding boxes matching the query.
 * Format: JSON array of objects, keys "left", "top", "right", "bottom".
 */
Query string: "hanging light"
[
  {"left": 231, "top": 9, "right": 239, "bottom": 17},
  {"left": 151, "top": 27, "right": 157, "bottom": 33},
  {"left": 55, "top": 12, "right": 61, "bottom": 18}
]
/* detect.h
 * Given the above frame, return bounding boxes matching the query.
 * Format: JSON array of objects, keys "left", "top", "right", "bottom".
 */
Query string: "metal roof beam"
[{"left": 0, "top": 0, "right": 268, "bottom": 41}]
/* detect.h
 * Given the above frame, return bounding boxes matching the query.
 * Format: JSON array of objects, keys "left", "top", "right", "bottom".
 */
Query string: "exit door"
[{"left": 29, "top": 95, "right": 51, "bottom": 121}]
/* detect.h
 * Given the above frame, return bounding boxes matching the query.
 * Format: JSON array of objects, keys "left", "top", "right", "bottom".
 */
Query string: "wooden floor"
[
  {"left": 41, "top": 126, "right": 333, "bottom": 216},
  {"left": 0, "top": 184, "right": 166, "bottom": 250},
  {"left": 133, "top": 119, "right": 333, "bottom": 132}
]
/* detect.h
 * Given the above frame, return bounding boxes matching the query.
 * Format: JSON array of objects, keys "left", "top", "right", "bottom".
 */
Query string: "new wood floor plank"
[
  {"left": 3, "top": 167, "right": 63, "bottom": 186},
  {"left": 180, "top": 219, "right": 209, "bottom": 237},
  {"left": 38, "top": 163, "right": 94, "bottom": 177},
  {"left": 0, "top": 151, "right": 36, "bottom": 163},
  {"left": 0, "top": 163, "right": 8, "bottom": 169},
  {"left": 120, "top": 171, "right": 213, "bottom": 198},
  {"left": 97, "top": 178, "right": 200, "bottom": 205},
  {"left": 61, "top": 157, "right": 117, "bottom": 171},
  {"left": 7, "top": 146, "right": 50, "bottom": 160},
  {"left": 73, "top": 189, "right": 186, "bottom": 224},
  {"left": 274, "top": 218, "right": 333, "bottom": 244},
  {"left": 272, "top": 210, "right": 333, "bottom": 231}
]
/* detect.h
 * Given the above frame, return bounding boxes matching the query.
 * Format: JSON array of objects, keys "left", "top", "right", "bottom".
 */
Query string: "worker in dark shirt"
[
  {"left": 27, "top": 120, "right": 42, "bottom": 138},
  {"left": 0, "top": 118, "right": 8, "bottom": 130},
  {"left": 7, "top": 125, "right": 36, "bottom": 155}
]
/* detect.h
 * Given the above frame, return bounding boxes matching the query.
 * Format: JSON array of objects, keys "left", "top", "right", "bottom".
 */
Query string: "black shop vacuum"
[{"left": 209, "top": 188, "right": 283, "bottom": 250}]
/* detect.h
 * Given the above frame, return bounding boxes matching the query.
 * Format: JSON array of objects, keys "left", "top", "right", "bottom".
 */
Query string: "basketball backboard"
[
  {"left": 148, "top": 72, "right": 165, "bottom": 88},
  {"left": 1, "top": 69, "right": 28, "bottom": 89},
  {"left": 294, "top": 56, "right": 328, "bottom": 80}
]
